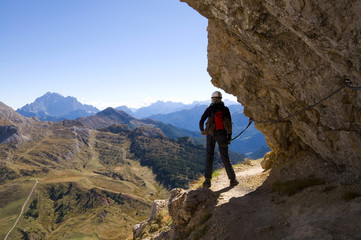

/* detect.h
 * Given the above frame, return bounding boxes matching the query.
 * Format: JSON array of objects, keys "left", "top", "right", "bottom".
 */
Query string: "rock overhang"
[{"left": 181, "top": 0, "right": 361, "bottom": 182}]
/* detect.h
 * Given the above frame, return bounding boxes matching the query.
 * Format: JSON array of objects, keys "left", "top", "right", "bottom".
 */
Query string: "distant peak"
[
  {"left": 17, "top": 92, "right": 99, "bottom": 121},
  {"left": 102, "top": 107, "right": 117, "bottom": 113},
  {"left": 98, "top": 107, "right": 133, "bottom": 118},
  {"left": 99, "top": 107, "right": 132, "bottom": 118},
  {"left": 44, "top": 92, "right": 63, "bottom": 97}
]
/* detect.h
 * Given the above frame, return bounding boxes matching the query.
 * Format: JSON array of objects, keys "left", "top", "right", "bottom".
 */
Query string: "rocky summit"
[{"left": 17, "top": 92, "right": 99, "bottom": 121}]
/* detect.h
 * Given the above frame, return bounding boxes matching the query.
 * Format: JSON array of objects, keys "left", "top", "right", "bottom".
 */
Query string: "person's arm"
[
  {"left": 224, "top": 106, "right": 231, "bottom": 121},
  {"left": 199, "top": 107, "right": 210, "bottom": 132},
  {"left": 224, "top": 107, "right": 232, "bottom": 142}
]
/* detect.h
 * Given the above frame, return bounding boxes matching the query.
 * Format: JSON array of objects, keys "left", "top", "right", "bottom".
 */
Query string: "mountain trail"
[
  {"left": 4, "top": 179, "right": 38, "bottom": 240},
  {"left": 209, "top": 160, "right": 268, "bottom": 206}
]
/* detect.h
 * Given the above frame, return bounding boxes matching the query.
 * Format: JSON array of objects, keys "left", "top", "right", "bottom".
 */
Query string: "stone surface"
[
  {"left": 0, "top": 101, "right": 37, "bottom": 146},
  {"left": 0, "top": 125, "right": 19, "bottom": 144},
  {"left": 181, "top": 0, "right": 361, "bottom": 182},
  {"left": 165, "top": 188, "right": 218, "bottom": 239},
  {"left": 133, "top": 199, "right": 169, "bottom": 240},
  {"left": 149, "top": 199, "right": 168, "bottom": 221}
]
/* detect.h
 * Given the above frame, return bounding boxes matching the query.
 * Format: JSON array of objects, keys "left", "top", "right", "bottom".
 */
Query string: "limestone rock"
[
  {"left": 261, "top": 151, "right": 275, "bottom": 170},
  {"left": 133, "top": 199, "right": 169, "bottom": 240},
  {"left": 181, "top": 0, "right": 361, "bottom": 182},
  {"left": 165, "top": 188, "right": 218, "bottom": 239},
  {"left": 149, "top": 199, "right": 168, "bottom": 221}
]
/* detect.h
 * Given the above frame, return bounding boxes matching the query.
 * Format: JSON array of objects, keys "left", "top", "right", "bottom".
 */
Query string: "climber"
[{"left": 199, "top": 91, "right": 239, "bottom": 188}]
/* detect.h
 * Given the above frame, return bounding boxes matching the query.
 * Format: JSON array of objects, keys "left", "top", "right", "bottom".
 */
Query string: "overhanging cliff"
[{"left": 181, "top": 0, "right": 361, "bottom": 182}]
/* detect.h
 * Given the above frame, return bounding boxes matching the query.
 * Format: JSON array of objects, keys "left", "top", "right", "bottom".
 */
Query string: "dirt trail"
[
  {"left": 4, "top": 179, "right": 38, "bottom": 240},
  {"left": 210, "top": 160, "right": 267, "bottom": 206}
]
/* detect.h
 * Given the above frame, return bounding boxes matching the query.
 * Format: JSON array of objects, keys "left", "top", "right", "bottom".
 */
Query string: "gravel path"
[{"left": 209, "top": 161, "right": 265, "bottom": 206}]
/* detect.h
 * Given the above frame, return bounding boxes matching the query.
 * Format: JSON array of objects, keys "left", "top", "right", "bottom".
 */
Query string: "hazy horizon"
[{"left": 8, "top": 91, "right": 238, "bottom": 111}]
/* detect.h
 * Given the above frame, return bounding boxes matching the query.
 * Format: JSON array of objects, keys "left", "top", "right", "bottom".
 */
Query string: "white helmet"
[{"left": 211, "top": 91, "right": 222, "bottom": 99}]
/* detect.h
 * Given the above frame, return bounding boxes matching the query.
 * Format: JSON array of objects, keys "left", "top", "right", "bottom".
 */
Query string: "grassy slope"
[
  {"left": 0, "top": 126, "right": 168, "bottom": 240},
  {"left": 0, "top": 180, "right": 36, "bottom": 239},
  {"left": 0, "top": 119, "right": 244, "bottom": 239}
]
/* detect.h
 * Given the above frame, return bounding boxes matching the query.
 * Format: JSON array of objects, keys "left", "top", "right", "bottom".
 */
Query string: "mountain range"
[
  {"left": 147, "top": 104, "right": 269, "bottom": 158},
  {"left": 13, "top": 92, "right": 268, "bottom": 157},
  {"left": 0, "top": 101, "right": 167, "bottom": 239},
  {"left": 77, "top": 107, "right": 202, "bottom": 140},
  {"left": 0, "top": 100, "right": 246, "bottom": 239},
  {"left": 116, "top": 99, "right": 240, "bottom": 119},
  {"left": 15, "top": 92, "right": 239, "bottom": 121},
  {"left": 0, "top": 92, "right": 265, "bottom": 239}
]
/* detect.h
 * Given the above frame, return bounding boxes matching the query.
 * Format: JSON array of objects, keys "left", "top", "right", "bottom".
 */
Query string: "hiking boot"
[
  {"left": 203, "top": 179, "right": 211, "bottom": 188},
  {"left": 230, "top": 179, "right": 239, "bottom": 187}
]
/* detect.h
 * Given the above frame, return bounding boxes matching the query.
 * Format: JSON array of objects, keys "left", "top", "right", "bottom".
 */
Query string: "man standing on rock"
[{"left": 199, "top": 91, "right": 239, "bottom": 188}]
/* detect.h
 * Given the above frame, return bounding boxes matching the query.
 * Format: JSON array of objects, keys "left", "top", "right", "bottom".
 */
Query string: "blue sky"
[{"left": 0, "top": 0, "right": 237, "bottom": 110}]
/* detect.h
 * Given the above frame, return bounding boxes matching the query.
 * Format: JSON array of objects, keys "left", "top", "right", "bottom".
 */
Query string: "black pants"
[{"left": 205, "top": 131, "right": 236, "bottom": 180}]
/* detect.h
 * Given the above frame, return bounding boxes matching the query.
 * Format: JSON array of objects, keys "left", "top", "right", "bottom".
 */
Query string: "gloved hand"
[{"left": 227, "top": 134, "right": 232, "bottom": 144}]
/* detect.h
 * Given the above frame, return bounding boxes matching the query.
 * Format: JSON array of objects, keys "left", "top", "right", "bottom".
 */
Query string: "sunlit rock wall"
[{"left": 181, "top": 0, "right": 361, "bottom": 181}]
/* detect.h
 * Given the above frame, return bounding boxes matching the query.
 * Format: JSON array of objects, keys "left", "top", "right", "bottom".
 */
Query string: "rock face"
[
  {"left": 133, "top": 199, "right": 169, "bottom": 239},
  {"left": 181, "top": 0, "right": 361, "bottom": 182},
  {"left": 153, "top": 188, "right": 218, "bottom": 240},
  {"left": 0, "top": 125, "right": 19, "bottom": 144},
  {"left": 0, "top": 101, "right": 36, "bottom": 145}
]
